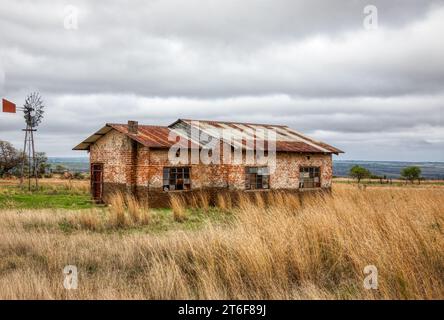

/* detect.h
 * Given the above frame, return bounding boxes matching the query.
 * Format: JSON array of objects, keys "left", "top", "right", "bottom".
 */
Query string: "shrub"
[
  {"left": 349, "top": 165, "right": 371, "bottom": 183},
  {"left": 401, "top": 166, "right": 422, "bottom": 184},
  {"left": 73, "top": 172, "right": 85, "bottom": 180}
]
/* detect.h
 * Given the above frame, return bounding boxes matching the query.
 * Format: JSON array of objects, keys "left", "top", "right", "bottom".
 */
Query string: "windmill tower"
[{"left": 20, "top": 92, "right": 44, "bottom": 190}]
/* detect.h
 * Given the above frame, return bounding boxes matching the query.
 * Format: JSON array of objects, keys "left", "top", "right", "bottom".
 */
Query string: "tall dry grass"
[
  {"left": 216, "top": 193, "right": 232, "bottom": 211},
  {"left": 108, "top": 192, "right": 151, "bottom": 228},
  {"left": 170, "top": 194, "right": 188, "bottom": 222},
  {"left": 65, "top": 192, "right": 152, "bottom": 230},
  {"left": 190, "top": 191, "right": 210, "bottom": 212},
  {"left": 0, "top": 184, "right": 443, "bottom": 299}
]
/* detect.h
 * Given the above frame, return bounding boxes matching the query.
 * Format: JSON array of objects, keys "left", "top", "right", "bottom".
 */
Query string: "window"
[
  {"left": 299, "top": 167, "right": 321, "bottom": 188},
  {"left": 163, "top": 167, "right": 191, "bottom": 191},
  {"left": 245, "top": 167, "right": 270, "bottom": 190}
]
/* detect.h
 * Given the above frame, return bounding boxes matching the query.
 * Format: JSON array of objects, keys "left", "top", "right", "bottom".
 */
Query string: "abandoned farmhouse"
[{"left": 74, "top": 119, "right": 343, "bottom": 207}]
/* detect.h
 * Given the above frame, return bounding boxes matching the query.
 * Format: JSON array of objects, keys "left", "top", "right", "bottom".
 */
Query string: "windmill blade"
[{"left": 23, "top": 92, "right": 45, "bottom": 128}]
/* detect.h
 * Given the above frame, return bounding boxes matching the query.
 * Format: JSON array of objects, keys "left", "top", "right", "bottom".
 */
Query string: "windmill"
[{"left": 20, "top": 92, "right": 45, "bottom": 190}]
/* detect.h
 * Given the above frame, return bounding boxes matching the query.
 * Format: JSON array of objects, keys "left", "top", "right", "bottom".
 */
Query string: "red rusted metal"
[
  {"left": 75, "top": 119, "right": 343, "bottom": 154},
  {"left": 108, "top": 124, "right": 200, "bottom": 149},
  {"left": 175, "top": 119, "right": 343, "bottom": 154}
]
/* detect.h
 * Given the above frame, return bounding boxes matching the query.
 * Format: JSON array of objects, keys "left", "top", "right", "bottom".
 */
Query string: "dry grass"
[
  {"left": 59, "top": 192, "right": 152, "bottom": 230},
  {"left": 107, "top": 192, "right": 151, "bottom": 228},
  {"left": 66, "top": 181, "right": 90, "bottom": 194},
  {"left": 107, "top": 192, "right": 128, "bottom": 228},
  {"left": 0, "top": 178, "right": 90, "bottom": 192},
  {"left": 74, "top": 210, "right": 104, "bottom": 231},
  {"left": 170, "top": 194, "right": 188, "bottom": 222},
  {"left": 216, "top": 193, "right": 232, "bottom": 211},
  {"left": 126, "top": 194, "right": 151, "bottom": 225},
  {"left": 198, "top": 191, "right": 210, "bottom": 212},
  {"left": 0, "top": 184, "right": 443, "bottom": 299},
  {"left": 190, "top": 191, "right": 210, "bottom": 212}
]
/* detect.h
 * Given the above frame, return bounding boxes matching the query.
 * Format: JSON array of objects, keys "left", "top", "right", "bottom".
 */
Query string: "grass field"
[
  {"left": 0, "top": 188, "right": 92, "bottom": 210},
  {"left": 0, "top": 179, "right": 443, "bottom": 299},
  {"left": 0, "top": 178, "right": 91, "bottom": 209},
  {"left": 333, "top": 177, "right": 444, "bottom": 186}
]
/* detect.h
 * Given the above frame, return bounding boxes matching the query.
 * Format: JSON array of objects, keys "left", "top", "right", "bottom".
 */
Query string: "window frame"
[
  {"left": 245, "top": 166, "right": 270, "bottom": 190},
  {"left": 299, "top": 166, "right": 321, "bottom": 188},
  {"left": 162, "top": 166, "right": 191, "bottom": 192}
]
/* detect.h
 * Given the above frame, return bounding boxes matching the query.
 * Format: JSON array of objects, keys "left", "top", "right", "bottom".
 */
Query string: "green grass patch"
[
  {"left": 57, "top": 207, "right": 233, "bottom": 235},
  {"left": 0, "top": 185, "right": 92, "bottom": 210},
  {"left": 139, "top": 207, "right": 233, "bottom": 234}
]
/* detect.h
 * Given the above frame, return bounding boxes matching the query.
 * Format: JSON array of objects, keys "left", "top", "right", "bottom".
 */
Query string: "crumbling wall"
[
  {"left": 90, "top": 129, "right": 130, "bottom": 184},
  {"left": 90, "top": 130, "right": 334, "bottom": 207}
]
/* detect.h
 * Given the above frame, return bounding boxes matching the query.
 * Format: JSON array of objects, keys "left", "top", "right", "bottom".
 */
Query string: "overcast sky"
[{"left": 0, "top": 0, "right": 443, "bottom": 160}]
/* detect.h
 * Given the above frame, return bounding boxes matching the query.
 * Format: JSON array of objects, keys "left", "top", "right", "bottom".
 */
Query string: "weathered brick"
[{"left": 88, "top": 128, "right": 334, "bottom": 206}]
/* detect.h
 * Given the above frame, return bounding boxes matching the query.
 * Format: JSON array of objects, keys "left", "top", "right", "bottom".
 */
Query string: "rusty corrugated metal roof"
[
  {"left": 109, "top": 123, "right": 201, "bottom": 149},
  {"left": 173, "top": 119, "right": 343, "bottom": 154},
  {"left": 73, "top": 123, "right": 199, "bottom": 151},
  {"left": 74, "top": 119, "right": 343, "bottom": 154}
]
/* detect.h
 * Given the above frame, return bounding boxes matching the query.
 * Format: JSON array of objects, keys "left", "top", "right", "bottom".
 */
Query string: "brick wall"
[
  {"left": 90, "top": 129, "right": 129, "bottom": 184},
  {"left": 89, "top": 129, "right": 333, "bottom": 205}
]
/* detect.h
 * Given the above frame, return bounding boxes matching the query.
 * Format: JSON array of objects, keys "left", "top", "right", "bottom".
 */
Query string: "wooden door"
[{"left": 91, "top": 163, "right": 103, "bottom": 202}]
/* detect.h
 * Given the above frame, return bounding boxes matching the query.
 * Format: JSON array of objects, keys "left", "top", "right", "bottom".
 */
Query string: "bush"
[
  {"left": 349, "top": 165, "right": 371, "bottom": 183},
  {"left": 401, "top": 166, "right": 422, "bottom": 184},
  {"left": 73, "top": 172, "right": 85, "bottom": 180}
]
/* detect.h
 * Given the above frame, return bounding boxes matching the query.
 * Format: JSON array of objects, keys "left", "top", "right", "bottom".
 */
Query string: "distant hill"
[
  {"left": 333, "top": 160, "right": 444, "bottom": 180},
  {"left": 48, "top": 157, "right": 444, "bottom": 180},
  {"left": 48, "top": 157, "right": 90, "bottom": 173}
]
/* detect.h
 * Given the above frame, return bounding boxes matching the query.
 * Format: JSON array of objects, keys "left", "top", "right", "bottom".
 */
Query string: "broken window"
[
  {"left": 245, "top": 167, "right": 270, "bottom": 190},
  {"left": 163, "top": 167, "right": 191, "bottom": 191},
  {"left": 299, "top": 167, "right": 321, "bottom": 188}
]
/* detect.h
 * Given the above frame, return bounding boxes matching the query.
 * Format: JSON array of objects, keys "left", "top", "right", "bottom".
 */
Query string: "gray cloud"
[{"left": 0, "top": 0, "right": 443, "bottom": 160}]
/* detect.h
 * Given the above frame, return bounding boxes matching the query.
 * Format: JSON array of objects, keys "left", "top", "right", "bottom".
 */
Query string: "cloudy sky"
[{"left": 0, "top": 0, "right": 443, "bottom": 160}]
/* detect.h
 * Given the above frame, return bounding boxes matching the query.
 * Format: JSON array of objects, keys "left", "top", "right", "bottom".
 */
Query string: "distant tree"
[
  {"left": 73, "top": 172, "right": 85, "bottom": 180},
  {"left": 35, "top": 152, "right": 50, "bottom": 177},
  {"left": 349, "top": 165, "right": 371, "bottom": 183},
  {"left": 21, "top": 152, "right": 49, "bottom": 178},
  {"left": 401, "top": 166, "right": 422, "bottom": 184},
  {"left": 0, "top": 140, "right": 21, "bottom": 177},
  {"left": 54, "top": 164, "right": 67, "bottom": 174}
]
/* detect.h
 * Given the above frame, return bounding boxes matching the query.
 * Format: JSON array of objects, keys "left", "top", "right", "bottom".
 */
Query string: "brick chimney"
[{"left": 128, "top": 120, "right": 138, "bottom": 134}]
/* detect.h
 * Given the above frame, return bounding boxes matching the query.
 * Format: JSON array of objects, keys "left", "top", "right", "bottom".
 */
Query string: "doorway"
[{"left": 91, "top": 163, "right": 103, "bottom": 202}]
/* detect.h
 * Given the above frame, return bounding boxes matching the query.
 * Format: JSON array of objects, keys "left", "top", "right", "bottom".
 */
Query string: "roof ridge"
[
  {"left": 179, "top": 118, "right": 289, "bottom": 127},
  {"left": 106, "top": 123, "right": 169, "bottom": 128}
]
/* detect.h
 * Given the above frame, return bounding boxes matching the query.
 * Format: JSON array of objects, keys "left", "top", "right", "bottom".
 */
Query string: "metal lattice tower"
[{"left": 20, "top": 92, "right": 44, "bottom": 190}]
